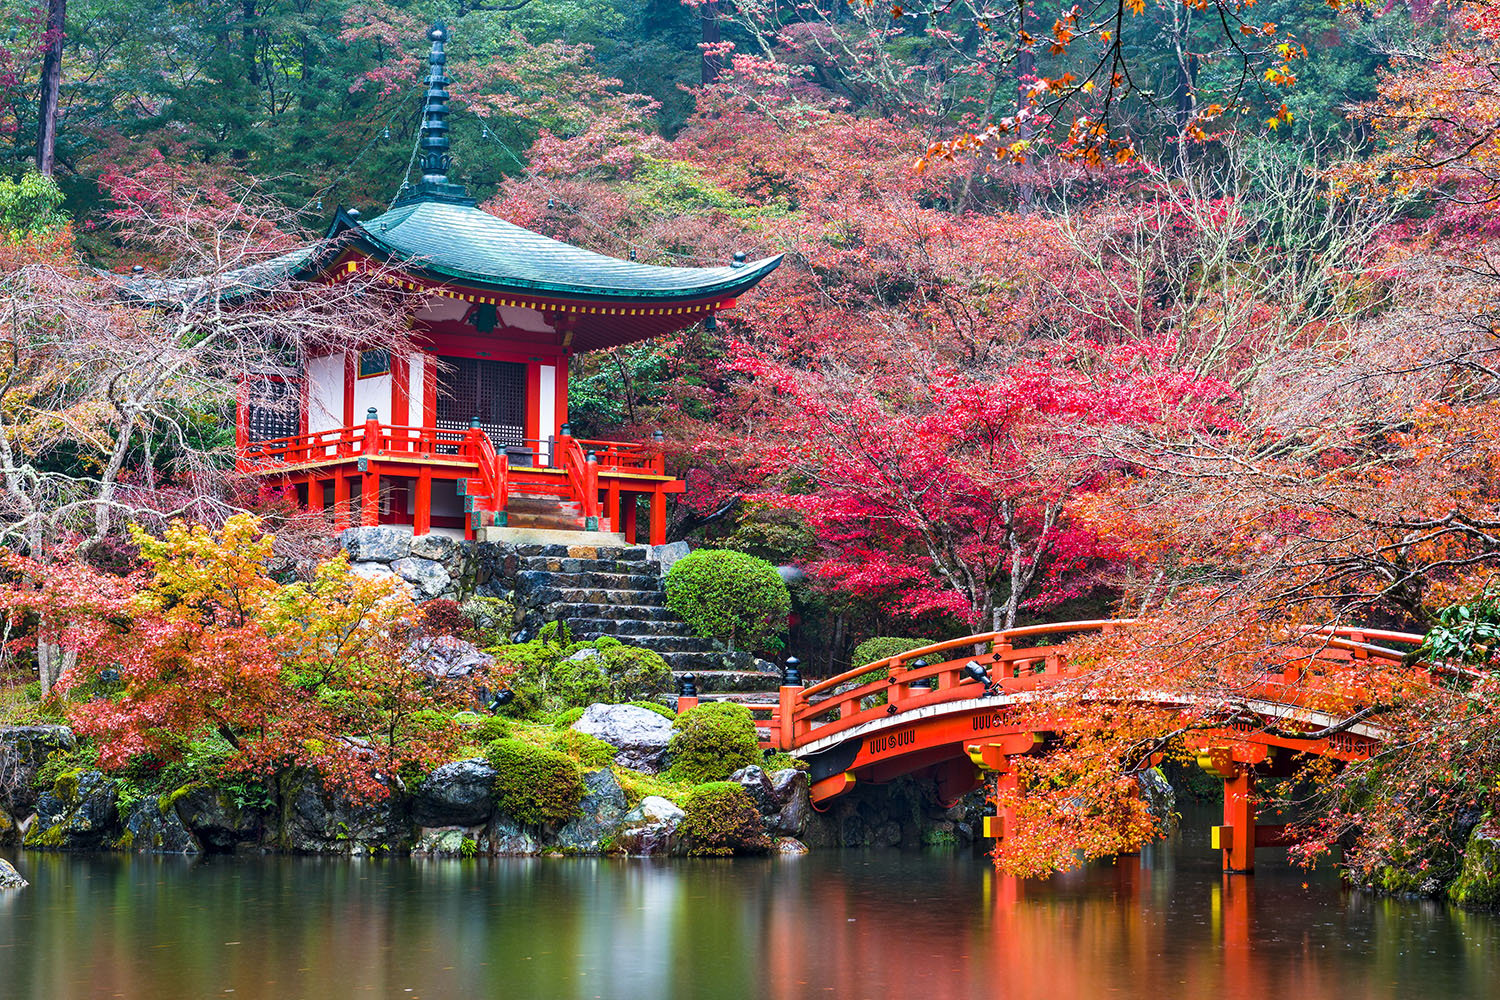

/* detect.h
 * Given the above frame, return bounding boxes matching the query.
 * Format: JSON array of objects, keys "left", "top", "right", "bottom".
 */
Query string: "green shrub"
[
  {"left": 551, "top": 729, "right": 618, "bottom": 769},
  {"left": 468, "top": 716, "right": 512, "bottom": 743},
  {"left": 489, "top": 628, "right": 673, "bottom": 717},
  {"left": 851, "top": 636, "right": 932, "bottom": 669},
  {"left": 552, "top": 706, "right": 587, "bottom": 728},
  {"left": 679, "top": 782, "right": 769, "bottom": 856},
  {"left": 666, "top": 702, "right": 762, "bottom": 784},
  {"left": 664, "top": 549, "right": 791, "bottom": 650},
  {"left": 485, "top": 738, "right": 585, "bottom": 827},
  {"left": 627, "top": 700, "right": 677, "bottom": 720},
  {"left": 589, "top": 640, "right": 671, "bottom": 701},
  {"left": 460, "top": 595, "right": 518, "bottom": 643}
]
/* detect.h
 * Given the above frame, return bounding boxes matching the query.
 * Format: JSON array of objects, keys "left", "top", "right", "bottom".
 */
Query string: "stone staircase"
[{"left": 511, "top": 542, "right": 782, "bottom": 705}]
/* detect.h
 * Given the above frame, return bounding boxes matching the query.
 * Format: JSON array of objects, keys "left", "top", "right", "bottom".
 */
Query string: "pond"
[{"left": 1, "top": 823, "right": 1494, "bottom": 1000}]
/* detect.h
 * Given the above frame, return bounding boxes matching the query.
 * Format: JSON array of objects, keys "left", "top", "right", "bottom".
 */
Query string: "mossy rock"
[{"left": 1451, "top": 816, "right": 1500, "bottom": 908}]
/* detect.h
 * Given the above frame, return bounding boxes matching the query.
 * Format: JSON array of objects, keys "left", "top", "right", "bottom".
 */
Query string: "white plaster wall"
[
  {"left": 353, "top": 371, "right": 391, "bottom": 423},
  {"left": 409, "top": 353, "right": 427, "bottom": 426},
  {"left": 307, "top": 353, "right": 344, "bottom": 433},
  {"left": 539, "top": 364, "right": 556, "bottom": 464}
]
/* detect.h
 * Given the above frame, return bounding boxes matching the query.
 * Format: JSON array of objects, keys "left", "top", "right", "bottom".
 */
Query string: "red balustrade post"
[{"left": 777, "top": 657, "right": 804, "bottom": 751}]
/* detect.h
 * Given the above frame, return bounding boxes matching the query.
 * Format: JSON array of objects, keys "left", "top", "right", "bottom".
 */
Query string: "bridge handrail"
[{"left": 776, "top": 620, "right": 1431, "bottom": 751}]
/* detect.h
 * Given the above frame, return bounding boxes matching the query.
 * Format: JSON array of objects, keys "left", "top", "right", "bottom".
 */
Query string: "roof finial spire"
[{"left": 393, "top": 22, "right": 474, "bottom": 208}]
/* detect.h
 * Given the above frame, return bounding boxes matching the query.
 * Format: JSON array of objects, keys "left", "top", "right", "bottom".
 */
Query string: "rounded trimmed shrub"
[
  {"left": 590, "top": 639, "right": 671, "bottom": 701},
  {"left": 679, "top": 782, "right": 770, "bottom": 856},
  {"left": 485, "top": 738, "right": 585, "bottom": 827},
  {"left": 664, "top": 549, "right": 791, "bottom": 650},
  {"left": 666, "top": 701, "right": 762, "bottom": 784},
  {"left": 851, "top": 636, "right": 932, "bottom": 668},
  {"left": 468, "top": 716, "right": 512, "bottom": 743}
]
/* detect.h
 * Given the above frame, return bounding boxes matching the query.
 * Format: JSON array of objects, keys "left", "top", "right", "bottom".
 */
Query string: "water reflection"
[{"left": 0, "top": 831, "right": 1493, "bottom": 1000}]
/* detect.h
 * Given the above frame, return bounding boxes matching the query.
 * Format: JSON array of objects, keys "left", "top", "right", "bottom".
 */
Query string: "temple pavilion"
[{"left": 231, "top": 24, "right": 780, "bottom": 545}]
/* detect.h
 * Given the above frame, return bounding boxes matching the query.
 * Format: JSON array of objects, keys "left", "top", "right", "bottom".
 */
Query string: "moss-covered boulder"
[
  {"left": 23, "top": 769, "right": 120, "bottom": 851},
  {"left": 679, "top": 782, "right": 770, "bottom": 856},
  {"left": 1451, "top": 816, "right": 1500, "bottom": 908}
]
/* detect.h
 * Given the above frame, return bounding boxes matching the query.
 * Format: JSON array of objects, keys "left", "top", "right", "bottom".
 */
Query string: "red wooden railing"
[
  {"left": 755, "top": 621, "right": 1431, "bottom": 752},
  {"left": 573, "top": 437, "right": 666, "bottom": 475},
  {"left": 557, "top": 433, "right": 602, "bottom": 523}
]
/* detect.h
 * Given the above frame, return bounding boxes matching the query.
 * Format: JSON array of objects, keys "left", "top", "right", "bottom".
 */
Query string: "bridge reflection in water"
[{"left": 10, "top": 835, "right": 1490, "bottom": 1000}]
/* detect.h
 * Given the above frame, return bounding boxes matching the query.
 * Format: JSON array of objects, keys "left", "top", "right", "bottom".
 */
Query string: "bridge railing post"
[
  {"left": 1196, "top": 745, "right": 1259, "bottom": 874},
  {"left": 778, "top": 656, "right": 803, "bottom": 751}
]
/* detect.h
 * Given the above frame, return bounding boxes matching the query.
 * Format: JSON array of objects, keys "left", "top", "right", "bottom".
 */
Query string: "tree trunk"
[
  {"left": 701, "top": 0, "right": 723, "bottom": 85},
  {"left": 1015, "top": 3, "right": 1035, "bottom": 211},
  {"left": 35, "top": 0, "right": 66, "bottom": 176}
]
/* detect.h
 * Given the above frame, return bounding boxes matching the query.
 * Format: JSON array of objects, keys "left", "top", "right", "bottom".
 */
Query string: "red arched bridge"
[{"left": 678, "top": 620, "right": 1431, "bottom": 874}]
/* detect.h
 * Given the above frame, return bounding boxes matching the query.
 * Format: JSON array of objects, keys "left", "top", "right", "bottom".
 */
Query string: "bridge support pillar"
[
  {"left": 982, "top": 766, "right": 1020, "bottom": 847},
  {"left": 1218, "top": 767, "right": 1257, "bottom": 874}
]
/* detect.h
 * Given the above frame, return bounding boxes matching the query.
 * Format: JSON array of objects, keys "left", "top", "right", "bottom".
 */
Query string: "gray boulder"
[
  {"left": 487, "top": 814, "right": 541, "bottom": 855},
  {"left": 412, "top": 759, "right": 496, "bottom": 827},
  {"left": 122, "top": 798, "right": 200, "bottom": 854},
  {"left": 731, "top": 766, "right": 811, "bottom": 837},
  {"left": 25, "top": 770, "right": 120, "bottom": 850},
  {"left": 171, "top": 787, "right": 263, "bottom": 851},
  {"left": 340, "top": 525, "right": 411, "bottom": 563},
  {"left": 0, "top": 725, "right": 75, "bottom": 816},
  {"left": 571, "top": 704, "right": 674, "bottom": 773},
  {"left": 277, "top": 776, "right": 410, "bottom": 854},
  {"left": 554, "top": 768, "right": 628, "bottom": 852},
  {"left": 407, "top": 635, "right": 493, "bottom": 680},
  {"left": 613, "top": 795, "right": 685, "bottom": 856},
  {"left": 0, "top": 858, "right": 26, "bottom": 889},
  {"left": 409, "top": 532, "right": 459, "bottom": 563},
  {"left": 1136, "top": 768, "right": 1177, "bottom": 835},
  {"left": 391, "top": 557, "right": 452, "bottom": 600},
  {"left": 649, "top": 540, "right": 691, "bottom": 574},
  {"left": 767, "top": 769, "right": 811, "bottom": 837}
]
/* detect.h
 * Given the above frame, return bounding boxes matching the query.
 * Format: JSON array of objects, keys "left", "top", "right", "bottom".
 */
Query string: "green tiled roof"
[
  {"left": 353, "top": 199, "right": 781, "bottom": 301},
  {"left": 117, "top": 245, "right": 320, "bottom": 305}
]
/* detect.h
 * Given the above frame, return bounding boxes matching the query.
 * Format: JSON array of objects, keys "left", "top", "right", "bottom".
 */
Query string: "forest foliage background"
[{"left": 4, "top": 0, "right": 1500, "bottom": 881}]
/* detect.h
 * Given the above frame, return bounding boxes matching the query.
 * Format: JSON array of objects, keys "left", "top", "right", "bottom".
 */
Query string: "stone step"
[
  {"left": 517, "top": 556, "right": 662, "bottom": 575},
  {"left": 677, "top": 669, "right": 782, "bottom": 693},
  {"left": 477, "top": 527, "right": 628, "bottom": 546},
  {"left": 517, "top": 569, "right": 659, "bottom": 590},
  {"left": 573, "top": 632, "right": 721, "bottom": 654},
  {"left": 512, "top": 544, "right": 650, "bottom": 561},
  {"left": 564, "top": 617, "right": 695, "bottom": 637},
  {"left": 549, "top": 587, "right": 667, "bottom": 607},
  {"left": 656, "top": 649, "right": 767, "bottom": 672},
  {"left": 551, "top": 601, "right": 676, "bottom": 621}
]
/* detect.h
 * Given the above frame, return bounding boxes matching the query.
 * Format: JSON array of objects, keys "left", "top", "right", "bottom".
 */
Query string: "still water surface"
[{"left": 2, "top": 825, "right": 1496, "bottom": 1000}]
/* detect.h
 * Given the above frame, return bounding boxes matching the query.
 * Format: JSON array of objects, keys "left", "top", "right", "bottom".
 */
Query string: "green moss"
[
  {"left": 679, "top": 782, "right": 769, "bottom": 856},
  {"left": 489, "top": 633, "right": 672, "bottom": 717},
  {"left": 52, "top": 769, "right": 84, "bottom": 806},
  {"left": 465, "top": 716, "right": 512, "bottom": 742},
  {"left": 550, "top": 729, "right": 618, "bottom": 769},
  {"left": 552, "top": 707, "right": 587, "bottom": 729},
  {"left": 1450, "top": 818, "right": 1500, "bottom": 907},
  {"left": 614, "top": 767, "right": 693, "bottom": 807},
  {"left": 484, "top": 738, "right": 586, "bottom": 828},
  {"left": 763, "top": 752, "right": 807, "bottom": 773},
  {"left": 666, "top": 702, "right": 762, "bottom": 784},
  {"left": 23, "top": 822, "right": 67, "bottom": 849},
  {"left": 664, "top": 549, "right": 791, "bottom": 650},
  {"left": 112, "top": 829, "right": 136, "bottom": 850},
  {"left": 156, "top": 783, "right": 199, "bottom": 816}
]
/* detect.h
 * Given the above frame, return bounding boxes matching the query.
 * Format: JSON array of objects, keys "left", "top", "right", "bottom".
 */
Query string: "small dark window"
[{"left": 358, "top": 349, "right": 390, "bottom": 378}]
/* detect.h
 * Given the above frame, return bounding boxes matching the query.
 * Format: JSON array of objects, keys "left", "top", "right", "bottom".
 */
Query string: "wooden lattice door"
[
  {"left": 245, "top": 377, "right": 301, "bottom": 443},
  {"left": 434, "top": 357, "right": 526, "bottom": 451}
]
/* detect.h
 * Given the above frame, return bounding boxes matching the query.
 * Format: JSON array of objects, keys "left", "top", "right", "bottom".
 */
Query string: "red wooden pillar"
[
  {"left": 984, "top": 767, "right": 1021, "bottom": 845},
  {"left": 649, "top": 489, "right": 667, "bottom": 546},
  {"left": 606, "top": 479, "right": 620, "bottom": 533},
  {"left": 414, "top": 466, "right": 432, "bottom": 536},
  {"left": 623, "top": 496, "right": 638, "bottom": 545},
  {"left": 361, "top": 467, "right": 380, "bottom": 526},
  {"left": 1218, "top": 767, "right": 1257, "bottom": 874},
  {"left": 333, "top": 469, "right": 350, "bottom": 531}
]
